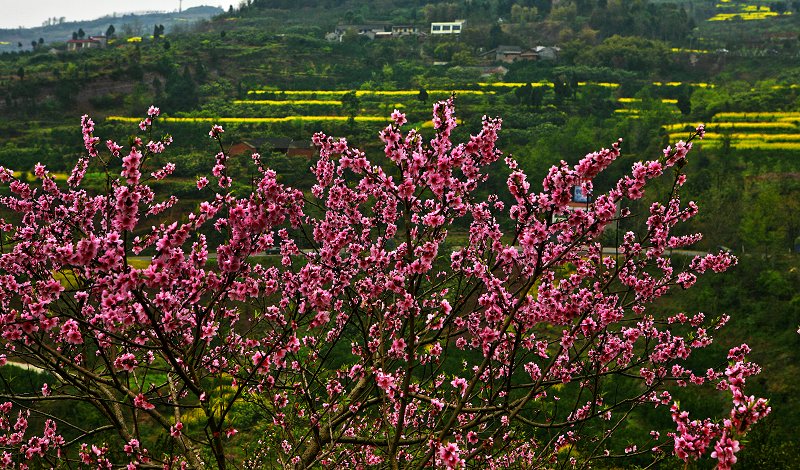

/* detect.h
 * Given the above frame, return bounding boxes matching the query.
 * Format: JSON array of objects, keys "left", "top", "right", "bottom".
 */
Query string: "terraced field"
[
  {"left": 106, "top": 115, "right": 390, "bottom": 124},
  {"left": 667, "top": 112, "right": 800, "bottom": 151},
  {"left": 709, "top": 0, "right": 792, "bottom": 21},
  {"left": 104, "top": 82, "right": 721, "bottom": 127}
]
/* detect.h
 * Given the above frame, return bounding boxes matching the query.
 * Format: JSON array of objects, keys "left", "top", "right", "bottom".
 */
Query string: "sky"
[{"left": 0, "top": 0, "right": 223, "bottom": 29}]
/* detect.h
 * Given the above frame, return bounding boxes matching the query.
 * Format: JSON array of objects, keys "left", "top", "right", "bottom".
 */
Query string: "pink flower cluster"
[
  {"left": 671, "top": 345, "right": 770, "bottom": 468},
  {"left": 0, "top": 104, "right": 764, "bottom": 469},
  {"left": 0, "top": 402, "right": 63, "bottom": 466}
]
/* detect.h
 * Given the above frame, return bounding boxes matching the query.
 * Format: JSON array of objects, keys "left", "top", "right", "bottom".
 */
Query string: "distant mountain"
[{"left": 0, "top": 6, "right": 222, "bottom": 53}]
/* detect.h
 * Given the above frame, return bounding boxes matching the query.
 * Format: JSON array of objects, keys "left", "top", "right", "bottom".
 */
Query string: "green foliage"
[
  {"left": 576, "top": 35, "right": 671, "bottom": 74},
  {"left": 740, "top": 185, "right": 789, "bottom": 256}
]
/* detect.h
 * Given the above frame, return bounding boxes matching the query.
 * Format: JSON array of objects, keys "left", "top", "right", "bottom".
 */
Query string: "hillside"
[
  {"left": 0, "top": 6, "right": 222, "bottom": 53},
  {"left": 0, "top": 0, "right": 799, "bottom": 467}
]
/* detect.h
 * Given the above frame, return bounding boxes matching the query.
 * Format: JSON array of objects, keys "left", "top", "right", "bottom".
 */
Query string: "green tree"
[
  {"left": 576, "top": 35, "right": 670, "bottom": 74},
  {"left": 163, "top": 66, "right": 198, "bottom": 112},
  {"left": 341, "top": 90, "right": 360, "bottom": 118},
  {"left": 514, "top": 82, "right": 544, "bottom": 107},
  {"left": 677, "top": 85, "right": 693, "bottom": 116},
  {"left": 741, "top": 185, "right": 788, "bottom": 257}
]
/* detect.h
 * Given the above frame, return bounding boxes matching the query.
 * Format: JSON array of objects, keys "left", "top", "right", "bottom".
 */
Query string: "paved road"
[{"left": 3, "top": 360, "right": 45, "bottom": 374}]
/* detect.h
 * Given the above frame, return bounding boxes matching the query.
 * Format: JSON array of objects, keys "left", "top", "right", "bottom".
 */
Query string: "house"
[
  {"left": 490, "top": 45, "right": 522, "bottom": 63},
  {"left": 480, "top": 65, "right": 509, "bottom": 78},
  {"left": 265, "top": 137, "right": 314, "bottom": 157},
  {"left": 330, "top": 23, "right": 420, "bottom": 41},
  {"left": 392, "top": 25, "right": 419, "bottom": 35},
  {"left": 66, "top": 35, "right": 107, "bottom": 51},
  {"left": 334, "top": 23, "right": 391, "bottom": 36},
  {"left": 430, "top": 20, "right": 465, "bottom": 34},
  {"left": 285, "top": 140, "right": 314, "bottom": 158},
  {"left": 481, "top": 45, "right": 540, "bottom": 63},
  {"left": 534, "top": 45, "right": 560, "bottom": 60},
  {"left": 89, "top": 35, "right": 108, "bottom": 46},
  {"left": 228, "top": 139, "right": 264, "bottom": 157}
]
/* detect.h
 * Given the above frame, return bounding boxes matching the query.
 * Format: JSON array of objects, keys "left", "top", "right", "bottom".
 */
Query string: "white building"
[{"left": 430, "top": 20, "right": 465, "bottom": 34}]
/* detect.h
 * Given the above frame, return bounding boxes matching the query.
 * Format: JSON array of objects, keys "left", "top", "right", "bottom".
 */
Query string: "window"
[
  {"left": 432, "top": 25, "right": 441, "bottom": 31},
  {"left": 443, "top": 25, "right": 451, "bottom": 31},
  {"left": 452, "top": 25, "right": 461, "bottom": 31}
]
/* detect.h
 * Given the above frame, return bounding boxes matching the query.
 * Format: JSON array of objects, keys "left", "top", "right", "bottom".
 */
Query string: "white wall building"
[{"left": 430, "top": 20, "right": 465, "bottom": 34}]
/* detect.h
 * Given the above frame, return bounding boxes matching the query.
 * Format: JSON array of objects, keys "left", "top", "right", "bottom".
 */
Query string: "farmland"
[
  {"left": 709, "top": 1, "right": 790, "bottom": 21},
  {"left": 0, "top": 0, "right": 800, "bottom": 466},
  {"left": 668, "top": 112, "right": 800, "bottom": 151}
]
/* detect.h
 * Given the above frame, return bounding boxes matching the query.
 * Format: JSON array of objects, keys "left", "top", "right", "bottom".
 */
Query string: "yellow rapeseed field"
[
  {"left": 713, "top": 112, "right": 800, "bottom": 121},
  {"left": 669, "top": 133, "right": 800, "bottom": 142},
  {"left": 232, "top": 100, "right": 344, "bottom": 105},
  {"left": 106, "top": 116, "right": 389, "bottom": 124},
  {"left": 664, "top": 122, "right": 797, "bottom": 132},
  {"left": 247, "top": 89, "right": 495, "bottom": 96},
  {"left": 700, "top": 141, "right": 800, "bottom": 150},
  {"left": 618, "top": 98, "right": 678, "bottom": 104},
  {"left": 708, "top": 2, "right": 787, "bottom": 22}
]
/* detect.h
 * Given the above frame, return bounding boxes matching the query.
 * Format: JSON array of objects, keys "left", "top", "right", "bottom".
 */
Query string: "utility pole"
[{"left": 179, "top": 0, "right": 183, "bottom": 12}]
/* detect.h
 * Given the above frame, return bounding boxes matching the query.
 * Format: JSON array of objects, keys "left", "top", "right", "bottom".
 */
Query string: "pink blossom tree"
[{"left": 0, "top": 101, "right": 768, "bottom": 469}]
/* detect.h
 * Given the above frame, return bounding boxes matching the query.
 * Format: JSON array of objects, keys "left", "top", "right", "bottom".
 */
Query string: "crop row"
[
  {"left": 697, "top": 141, "right": 800, "bottom": 150},
  {"left": 708, "top": 2, "right": 789, "bottom": 21},
  {"left": 246, "top": 82, "right": 719, "bottom": 97},
  {"left": 618, "top": 98, "right": 678, "bottom": 104},
  {"left": 247, "top": 89, "right": 494, "bottom": 96},
  {"left": 664, "top": 122, "right": 798, "bottom": 132},
  {"left": 713, "top": 112, "right": 800, "bottom": 122},
  {"left": 669, "top": 133, "right": 800, "bottom": 142},
  {"left": 106, "top": 116, "right": 390, "bottom": 124},
  {"left": 232, "top": 100, "right": 345, "bottom": 105}
]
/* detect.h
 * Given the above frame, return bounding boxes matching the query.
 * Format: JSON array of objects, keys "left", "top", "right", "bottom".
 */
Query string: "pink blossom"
[
  {"left": 0, "top": 102, "right": 767, "bottom": 470},
  {"left": 209, "top": 124, "right": 224, "bottom": 138},
  {"left": 170, "top": 421, "right": 183, "bottom": 438},
  {"left": 438, "top": 442, "right": 462, "bottom": 469},
  {"left": 451, "top": 377, "right": 468, "bottom": 397},
  {"left": 133, "top": 394, "right": 155, "bottom": 411}
]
